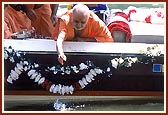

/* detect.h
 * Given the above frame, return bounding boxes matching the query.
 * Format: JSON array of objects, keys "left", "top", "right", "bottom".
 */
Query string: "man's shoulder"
[
  {"left": 89, "top": 11, "right": 100, "bottom": 20},
  {"left": 89, "top": 11, "right": 105, "bottom": 25},
  {"left": 60, "top": 10, "right": 72, "bottom": 22},
  {"left": 5, "top": 6, "right": 19, "bottom": 19}
]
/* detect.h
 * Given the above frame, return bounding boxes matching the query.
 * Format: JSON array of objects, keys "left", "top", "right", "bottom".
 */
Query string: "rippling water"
[{"left": 4, "top": 96, "right": 164, "bottom": 112}]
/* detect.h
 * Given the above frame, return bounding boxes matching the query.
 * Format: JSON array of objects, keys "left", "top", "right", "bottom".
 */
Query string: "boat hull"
[{"left": 4, "top": 39, "right": 164, "bottom": 96}]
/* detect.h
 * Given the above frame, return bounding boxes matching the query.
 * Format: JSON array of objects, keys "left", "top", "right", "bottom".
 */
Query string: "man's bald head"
[
  {"left": 72, "top": 4, "right": 90, "bottom": 18},
  {"left": 72, "top": 4, "right": 90, "bottom": 30}
]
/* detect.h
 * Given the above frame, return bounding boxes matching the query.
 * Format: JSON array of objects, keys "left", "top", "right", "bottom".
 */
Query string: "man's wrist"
[
  {"left": 58, "top": 53, "right": 64, "bottom": 57},
  {"left": 58, "top": 55, "right": 61, "bottom": 58}
]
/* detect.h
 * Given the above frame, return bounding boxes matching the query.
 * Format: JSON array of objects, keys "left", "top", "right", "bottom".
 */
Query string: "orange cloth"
[
  {"left": 4, "top": 5, "right": 32, "bottom": 34},
  {"left": 29, "top": 4, "right": 54, "bottom": 36},
  {"left": 52, "top": 10, "right": 113, "bottom": 42},
  {"left": 4, "top": 22, "right": 12, "bottom": 39}
]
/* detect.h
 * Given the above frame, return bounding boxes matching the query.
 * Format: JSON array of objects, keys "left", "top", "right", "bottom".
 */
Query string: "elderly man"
[{"left": 52, "top": 4, "right": 114, "bottom": 65}]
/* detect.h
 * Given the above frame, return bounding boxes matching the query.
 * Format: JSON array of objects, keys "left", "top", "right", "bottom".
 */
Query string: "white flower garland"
[
  {"left": 4, "top": 45, "right": 162, "bottom": 95},
  {"left": 139, "top": 44, "right": 162, "bottom": 56}
]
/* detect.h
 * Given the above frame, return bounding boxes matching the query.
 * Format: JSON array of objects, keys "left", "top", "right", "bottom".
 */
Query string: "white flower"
[
  {"left": 94, "top": 68, "right": 103, "bottom": 74},
  {"left": 85, "top": 74, "right": 92, "bottom": 83},
  {"left": 49, "top": 84, "right": 55, "bottom": 92},
  {"left": 30, "top": 72, "right": 38, "bottom": 79},
  {"left": 142, "top": 45, "right": 162, "bottom": 57},
  {"left": 19, "top": 61, "right": 24, "bottom": 66},
  {"left": 4, "top": 51, "right": 8, "bottom": 60},
  {"left": 61, "top": 86, "right": 66, "bottom": 95},
  {"left": 82, "top": 77, "right": 88, "bottom": 85},
  {"left": 79, "top": 63, "right": 88, "bottom": 70},
  {"left": 53, "top": 85, "right": 59, "bottom": 93},
  {"left": 7, "top": 48, "right": 13, "bottom": 54},
  {"left": 26, "top": 65, "right": 31, "bottom": 70},
  {"left": 16, "top": 52, "right": 21, "bottom": 57},
  {"left": 34, "top": 73, "right": 41, "bottom": 82},
  {"left": 10, "top": 72, "right": 18, "bottom": 80},
  {"left": 16, "top": 63, "right": 23, "bottom": 71},
  {"left": 65, "top": 70, "right": 71, "bottom": 74},
  {"left": 88, "top": 72, "right": 95, "bottom": 80},
  {"left": 61, "top": 67, "right": 64, "bottom": 72},
  {"left": 24, "top": 66, "right": 28, "bottom": 71},
  {"left": 118, "top": 58, "right": 124, "bottom": 64},
  {"left": 65, "top": 86, "right": 70, "bottom": 94},
  {"left": 57, "top": 84, "right": 62, "bottom": 94},
  {"left": 9, "top": 57, "right": 15, "bottom": 63},
  {"left": 38, "top": 77, "right": 45, "bottom": 85},
  {"left": 69, "top": 85, "right": 74, "bottom": 94},
  {"left": 71, "top": 66, "right": 79, "bottom": 73},
  {"left": 111, "top": 59, "right": 118, "bottom": 69},
  {"left": 106, "top": 67, "right": 110, "bottom": 72},
  {"left": 50, "top": 66, "right": 55, "bottom": 71},
  {"left": 7, "top": 75, "right": 13, "bottom": 84},
  {"left": 125, "top": 62, "right": 132, "bottom": 67},
  {"left": 74, "top": 70, "right": 79, "bottom": 73},
  {"left": 34, "top": 63, "right": 39, "bottom": 68},
  {"left": 14, "top": 67, "right": 22, "bottom": 75},
  {"left": 90, "top": 69, "right": 97, "bottom": 76},
  {"left": 54, "top": 71, "right": 57, "bottom": 74},
  {"left": 127, "top": 57, "right": 133, "bottom": 62},
  {"left": 78, "top": 80, "right": 85, "bottom": 89},
  {"left": 131, "top": 57, "right": 138, "bottom": 63},
  {"left": 23, "top": 61, "right": 29, "bottom": 66},
  {"left": 151, "top": 47, "right": 161, "bottom": 56},
  {"left": 27, "top": 69, "right": 36, "bottom": 76},
  {"left": 156, "top": 51, "right": 161, "bottom": 56},
  {"left": 11, "top": 70, "right": 19, "bottom": 78}
]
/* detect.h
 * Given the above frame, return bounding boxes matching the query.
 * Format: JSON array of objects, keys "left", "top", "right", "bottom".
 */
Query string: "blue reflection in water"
[
  {"left": 53, "top": 99, "right": 67, "bottom": 111},
  {"left": 53, "top": 99, "right": 85, "bottom": 111}
]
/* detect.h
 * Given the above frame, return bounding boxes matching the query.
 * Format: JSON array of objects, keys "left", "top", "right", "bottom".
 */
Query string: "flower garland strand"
[{"left": 4, "top": 45, "right": 162, "bottom": 95}]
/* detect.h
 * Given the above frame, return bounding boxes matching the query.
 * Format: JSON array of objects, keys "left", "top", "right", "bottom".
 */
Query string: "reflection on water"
[{"left": 4, "top": 96, "right": 164, "bottom": 111}]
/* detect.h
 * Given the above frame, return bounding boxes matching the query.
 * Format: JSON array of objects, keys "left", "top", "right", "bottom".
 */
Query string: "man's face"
[
  {"left": 72, "top": 14, "right": 89, "bottom": 30},
  {"left": 112, "top": 30, "right": 126, "bottom": 42}
]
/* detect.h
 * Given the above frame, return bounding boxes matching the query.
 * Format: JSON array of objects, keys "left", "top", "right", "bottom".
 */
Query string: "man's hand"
[
  {"left": 58, "top": 53, "right": 67, "bottom": 65},
  {"left": 50, "top": 14, "right": 58, "bottom": 26},
  {"left": 50, "top": 4, "right": 59, "bottom": 26}
]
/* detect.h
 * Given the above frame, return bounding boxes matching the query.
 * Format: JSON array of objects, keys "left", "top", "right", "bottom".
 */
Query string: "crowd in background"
[{"left": 4, "top": 3, "right": 164, "bottom": 41}]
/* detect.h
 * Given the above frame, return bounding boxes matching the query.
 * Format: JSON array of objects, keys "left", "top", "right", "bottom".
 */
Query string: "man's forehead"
[
  {"left": 72, "top": 13, "right": 89, "bottom": 21},
  {"left": 73, "top": 16, "right": 88, "bottom": 22}
]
